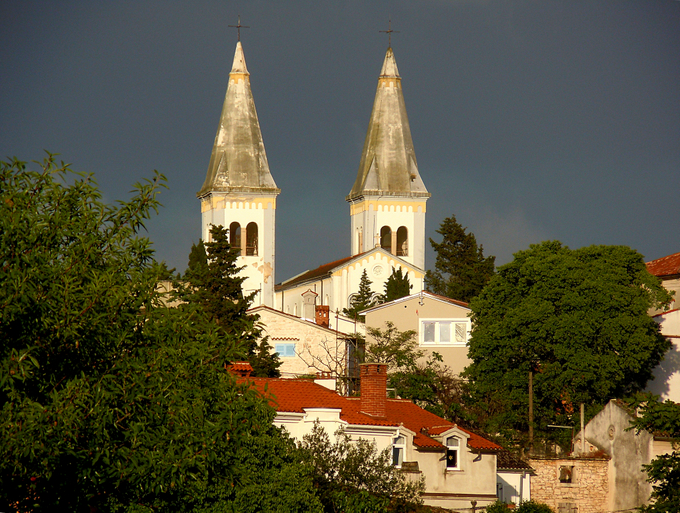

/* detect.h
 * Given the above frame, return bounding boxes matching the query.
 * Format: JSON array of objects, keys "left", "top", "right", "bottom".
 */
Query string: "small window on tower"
[
  {"left": 380, "top": 226, "right": 392, "bottom": 253},
  {"left": 229, "top": 222, "right": 241, "bottom": 256},
  {"left": 396, "top": 226, "right": 408, "bottom": 256},
  {"left": 246, "top": 222, "right": 258, "bottom": 256}
]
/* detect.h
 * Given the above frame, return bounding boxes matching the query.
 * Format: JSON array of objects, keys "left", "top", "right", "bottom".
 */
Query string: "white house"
[{"left": 237, "top": 363, "right": 501, "bottom": 511}]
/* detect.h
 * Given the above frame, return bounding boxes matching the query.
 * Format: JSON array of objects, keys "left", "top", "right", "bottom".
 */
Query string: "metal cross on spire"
[
  {"left": 228, "top": 15, "right": 249, "bottom": 41},
  {"left": 379, "top": 18, "right": 399, "bottom": 48}
]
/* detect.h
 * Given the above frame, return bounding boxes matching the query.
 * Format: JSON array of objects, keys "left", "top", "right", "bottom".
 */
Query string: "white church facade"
[{"left": 197, "top": 39, "right": 431, "bottom": 315}]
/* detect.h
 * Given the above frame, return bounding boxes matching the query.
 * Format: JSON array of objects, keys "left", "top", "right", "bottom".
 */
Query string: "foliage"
[
  {"left": 0, "top": 155, "right": 315, "bottom": 512},
  {"left": 178, "top": 227, "right": 281, "bottom": 378},
  {"left": 425, "top": 215, "right": 495, "bottom": 303},
  {"left": 485, "top": 501, "right": 555, "bottom": 513},
  {"left": 627, "top": 393, "right": 680, "bottom": 513},
  {"left": 186, "top": 239, "right": 208, "bottom": 279},
  {"left": 298, "top": 421, "right": 424, "bottom": 513},
  {"left": 381, "top": 266, "right": 412, "bottom": 303},
  {"left": 364, "top": 323, "right": 468, "bottom": 421},
  {"left": 464, "top": 241, "right": 673, "bottom": 440},
  {"left": 365, "top": 322, "right": 422, "bottom": 372},
  {"left": 344, "top": 269, "right": 376, "bottom": 322}
]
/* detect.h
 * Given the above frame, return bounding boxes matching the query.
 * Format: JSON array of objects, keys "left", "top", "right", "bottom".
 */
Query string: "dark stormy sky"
[{"left": 2, "top": 1, "right": 679, "bottom": 282}]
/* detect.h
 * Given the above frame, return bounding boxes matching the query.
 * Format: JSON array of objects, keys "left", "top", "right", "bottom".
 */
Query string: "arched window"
[
  {"left": 246, "top": 222, "right": 258, "bottom": 256},
  {"left": 229, "top": 222, "right": 241, "bottom": 256},
  {"left": 397, "top": 226, "right": 408, "bottom": 256},
  {"left": 380, "top": 226, "right": 392, "bottom": 253}
]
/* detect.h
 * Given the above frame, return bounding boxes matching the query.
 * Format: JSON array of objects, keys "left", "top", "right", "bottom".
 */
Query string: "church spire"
[
  {"left": 198, "top": 41, "right": 279, "bottom": 198},
  {"left": 347, "top": 47, "right": 429, "bottom": 201}
]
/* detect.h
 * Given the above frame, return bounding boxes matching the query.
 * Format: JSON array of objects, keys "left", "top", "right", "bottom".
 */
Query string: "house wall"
[
  {"left": 364, "top": 295, "right": 472, "bottom": 376},
  {"left": 257, "top": 309, "right": 349, "bottom": 379},
  {"left": 274, "top": 407, "right": 397, "bottom": 454},
  {"left": 497, "top": 471, "right": 531, "bottom": 505},
  {"left": 647, "top": 309, "right": 680, "bottom": 402},
  {"left": 581, "top": 400, "right": 654, "bottom": 512},
  {"left": 418, "top": 447, "right": 497, "bottom": 510},
  {"left": 528, "top": 457, "right": 608, "bottom": 513}
]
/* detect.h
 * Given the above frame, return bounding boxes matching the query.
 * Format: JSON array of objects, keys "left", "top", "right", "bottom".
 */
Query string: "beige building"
[
  {"left": 251, "top": 305, "right": 362, "bottom": 384},
  {"left": 362, "top": 291, "right": 472, "bottom": 377}
]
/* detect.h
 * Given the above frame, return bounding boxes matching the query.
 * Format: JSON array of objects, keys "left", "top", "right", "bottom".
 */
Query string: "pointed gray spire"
[
  {"left": 347, "top": 47, "right": 429, "bottom": 200},
  {"left": 198, "top": 42, "right": 279, "bottom": 197}
]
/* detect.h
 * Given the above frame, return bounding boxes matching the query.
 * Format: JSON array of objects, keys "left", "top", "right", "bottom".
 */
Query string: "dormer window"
[
  {"left": 392, "top": 435, "right": 405, "bottom": 467},
  {"left": 446, "top": 436, "right": 460, "bottom": 470}
]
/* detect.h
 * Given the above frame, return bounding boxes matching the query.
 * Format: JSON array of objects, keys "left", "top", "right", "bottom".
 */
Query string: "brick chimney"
[
  {"left": 315, "top": 305, "right": 330, "bottom": 328},
  {"left": 360, "top": 363, "right": 388, "bottom": 418}
]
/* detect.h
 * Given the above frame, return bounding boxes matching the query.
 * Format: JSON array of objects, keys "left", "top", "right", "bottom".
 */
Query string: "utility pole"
[{"left": 528, "top": 370, "right": 534, "bottom": 452}]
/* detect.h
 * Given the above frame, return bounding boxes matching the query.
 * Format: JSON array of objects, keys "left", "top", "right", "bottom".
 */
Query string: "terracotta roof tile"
[
  {"left": 381, "top": 399, "right": 502, "bottom": 451},
  {"left": 242, "top": 378, "right": 395, "bottom": 427},
  {"left": 240, "top": 378, "right": 500, "bottom": 452},
  {"left": 647, "top": 251, "right": 680, "bottom": 278}
]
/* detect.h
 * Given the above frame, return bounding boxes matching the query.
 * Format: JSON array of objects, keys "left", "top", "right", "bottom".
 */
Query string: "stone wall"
[{"left": 528, "top": 456, "right": 608, "bottom": 513}]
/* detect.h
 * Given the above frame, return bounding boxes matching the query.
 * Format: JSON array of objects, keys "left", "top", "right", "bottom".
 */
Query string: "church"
[{"left": 197, "top": 38, "right": 430, "bottom": 317}]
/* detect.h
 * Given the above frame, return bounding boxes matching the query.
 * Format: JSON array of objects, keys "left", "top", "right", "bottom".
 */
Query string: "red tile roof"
[
  {"left": 647, "top": 251, "right": 680, "bottom": 278},
  {"left": 381, "top": 399, "right": 501, "bottom": 451},
  {"left": 241, "top": 378, "right": 500, "bottom": 452},
  {"left": 243, "top": 378, "right": 395, "bottom": 427}
]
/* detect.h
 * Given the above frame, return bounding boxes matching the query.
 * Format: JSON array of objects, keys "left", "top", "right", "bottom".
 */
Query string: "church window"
[
  {"left": 246, "top": 222, "right": 258, "bottom": 256},
  {"left": 396, "top": 227, "right": 408, "bottom": 256},
  {"left": 446, "top": 436, "right": 460, "bottom": 470},
  {"left": 229, "top": 222, "right": 242, "bottom": 256},
  {"left": 380, "top": 226, "right": 392, "bottom": 253}
]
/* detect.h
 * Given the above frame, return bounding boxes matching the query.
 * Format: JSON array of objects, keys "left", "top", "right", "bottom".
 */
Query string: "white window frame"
[
  {"left": 392, "top": 435, "right": 406, "bottom": 467},
  {"left": 420, "top": 318, "right": 470, "bottom": 347},
  {"left": 275, "top": 343, "right": 296, "bottom": 358},
  {"left": 445, "top": 436, "right": 460, "bottom": 470}
]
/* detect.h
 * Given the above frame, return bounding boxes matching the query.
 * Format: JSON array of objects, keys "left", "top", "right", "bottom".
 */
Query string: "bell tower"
[
  {"left": 347, "top": 46, "right": 430, "bottom": 270},
  {"left": 198, "top": 41, "right": 280, "bottom": 307}
]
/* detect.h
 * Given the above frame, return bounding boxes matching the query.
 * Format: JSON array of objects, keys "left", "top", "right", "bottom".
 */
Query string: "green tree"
[
  {"left": 0, "top": 155, "right": 316, "bottom": 512},
  {"left": 186, "top": 239, "right": 208, "bottom": 279},
  {"left": 381, "top": 266, "right": 412, "bottom": 303},
  {"left": 425, "top": 215, "right": 495, "bottom": 302},
  {"left": 627, "top": 393, "right": 680, "bottom": 513},
  {"left": 178, "top": 227, "right": 281, "bottom": 377},
  {"left": 344, "top": 269, "right": 375, "bottom": 322},
  {"left": 464, "top": 241, "right": 673, "bottom": 439},
  {"left": 298, "top": 421, "right": 424, "bottom": 513}
]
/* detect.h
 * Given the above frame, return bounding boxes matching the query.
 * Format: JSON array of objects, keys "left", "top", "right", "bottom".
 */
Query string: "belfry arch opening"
[
  {"left": 246, "top": 222, "right": 258, "bottom": 256},
  {"left": 380, "top": 226, "right": 392, "bottom": 254},
  {"left": 396, "top": 226, "right": 408, "bottom": 256},
  {"left": 229, "top": 222, "right": 242, "bottom": 255}
]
